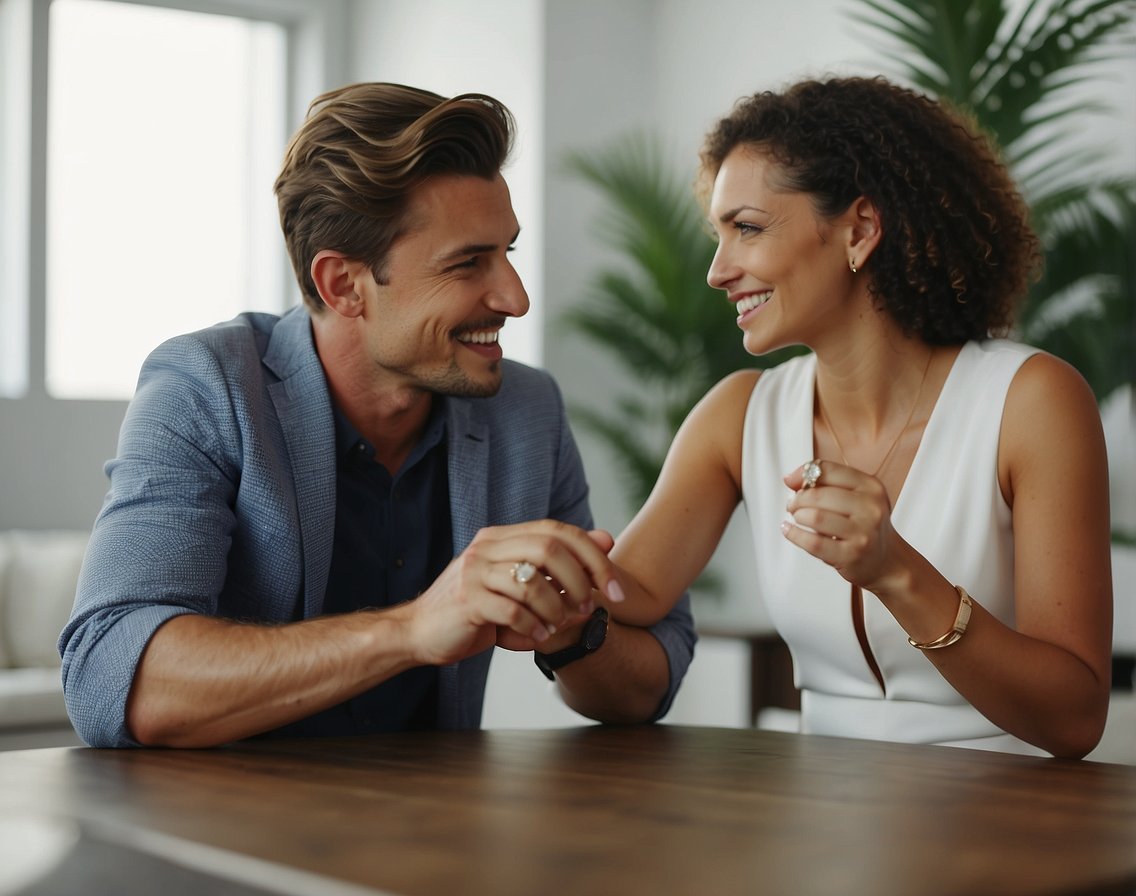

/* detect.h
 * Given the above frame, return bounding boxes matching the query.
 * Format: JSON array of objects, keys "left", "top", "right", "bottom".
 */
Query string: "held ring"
[
  {"left": 802, "top": 459, "right": 822, "bottom": 489},
  {"left": 511, "top": 561, "right": 538, "bottom": 585}
]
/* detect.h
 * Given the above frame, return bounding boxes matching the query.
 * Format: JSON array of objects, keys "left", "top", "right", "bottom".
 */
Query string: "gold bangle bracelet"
[{"left": 908, "top": 586, "right": 973, "bottom": 650}]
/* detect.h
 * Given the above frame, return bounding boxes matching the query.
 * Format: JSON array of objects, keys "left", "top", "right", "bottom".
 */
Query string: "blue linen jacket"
[{"left": 59, "top": 307, "right": 695, "bottom": 747}]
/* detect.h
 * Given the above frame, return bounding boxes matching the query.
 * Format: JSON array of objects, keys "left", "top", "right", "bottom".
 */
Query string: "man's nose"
[{"left": 490, "top": 260, "right": 530, "bottom": 318}]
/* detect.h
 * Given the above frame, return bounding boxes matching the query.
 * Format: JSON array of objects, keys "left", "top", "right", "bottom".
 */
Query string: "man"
[{"left": 59, "top": 83, "right": 695, "bottom": 748}]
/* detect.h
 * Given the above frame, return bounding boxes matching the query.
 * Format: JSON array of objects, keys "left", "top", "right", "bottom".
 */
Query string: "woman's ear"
[
  {"left": 846, "top": 196, "right": 883, "bottom": 273},
  {"left": 311, "top": 250, "right": 366, "bottom": 318}
]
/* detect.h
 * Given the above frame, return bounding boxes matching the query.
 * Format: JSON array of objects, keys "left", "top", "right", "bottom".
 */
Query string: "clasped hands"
[{"left": 406, "top": 520, "right": 625, "bottom": 667}]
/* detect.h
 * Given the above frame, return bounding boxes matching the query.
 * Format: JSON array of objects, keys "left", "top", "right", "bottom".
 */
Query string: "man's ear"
[
  {"left": 845, "top": 196, "right": 883, "bottom": 272},
  {"left": 311, "top": 250, "right": 366, "bottom": 318}
]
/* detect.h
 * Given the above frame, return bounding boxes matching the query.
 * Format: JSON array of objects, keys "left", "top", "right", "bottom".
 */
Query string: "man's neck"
[
  {"left": 314, "top": 320, "right": 435, "bottom": 474},
  {"left": 337, "top": 380, "right": 435, "bottom": 475}
]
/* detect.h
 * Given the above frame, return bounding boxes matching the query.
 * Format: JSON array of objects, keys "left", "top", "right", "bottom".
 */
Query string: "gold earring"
[{"left": 849, "top": 258, "right": 858, "bottom": 274}]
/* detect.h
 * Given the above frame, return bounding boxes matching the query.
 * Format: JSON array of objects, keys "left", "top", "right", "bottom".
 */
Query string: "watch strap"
[{"left": 534, "top": 608, "right": 608, "bottom": 680}]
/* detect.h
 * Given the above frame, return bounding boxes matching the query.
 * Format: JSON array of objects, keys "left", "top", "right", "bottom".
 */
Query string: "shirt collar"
[{"left": 333, "top": 397, "right": 448, "bottom": 466}]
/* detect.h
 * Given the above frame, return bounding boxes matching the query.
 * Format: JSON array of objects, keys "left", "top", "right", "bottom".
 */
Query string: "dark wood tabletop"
[{"left": 2, "top": 725, "right": 1134, "bottom": 896}]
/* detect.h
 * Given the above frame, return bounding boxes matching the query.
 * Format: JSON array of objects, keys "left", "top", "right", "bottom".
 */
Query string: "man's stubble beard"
[{"left": 425, "top": 359, "right": 503, "bottom": 399}]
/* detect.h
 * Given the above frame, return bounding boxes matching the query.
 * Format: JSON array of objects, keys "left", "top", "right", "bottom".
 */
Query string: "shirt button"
[{"left": 394, "top": 557, "right": 405, "bottom": 568}]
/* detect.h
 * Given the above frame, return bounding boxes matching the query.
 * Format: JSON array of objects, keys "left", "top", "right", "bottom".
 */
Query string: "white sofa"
[{"left": 0, "top": 530, "right": 88, "bottom": 750}]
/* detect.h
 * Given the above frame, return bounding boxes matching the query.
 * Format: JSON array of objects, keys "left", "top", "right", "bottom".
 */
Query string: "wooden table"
[{"left": 1, "top": 726, "right": 1134, "bottom": 896}]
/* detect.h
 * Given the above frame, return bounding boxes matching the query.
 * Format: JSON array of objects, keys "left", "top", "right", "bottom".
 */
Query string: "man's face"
[{"left": 353, "top": 172, "right": 529, "bottom": 398}]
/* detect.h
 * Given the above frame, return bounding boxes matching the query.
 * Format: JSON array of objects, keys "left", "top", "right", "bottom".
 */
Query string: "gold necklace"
[{"left": 816, "top": 350, "right": 933, "bottom": 478}]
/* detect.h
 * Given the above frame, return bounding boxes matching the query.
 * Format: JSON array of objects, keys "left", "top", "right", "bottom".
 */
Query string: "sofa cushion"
[
  {"left": 0, "top": 538, "right": 10, "bottom": 668},
  {"left": 0, "top": 531, "right": 89, "bottom": 669}
]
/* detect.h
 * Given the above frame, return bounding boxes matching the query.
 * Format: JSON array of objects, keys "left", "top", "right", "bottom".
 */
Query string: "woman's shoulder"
[
  {"left": 680, "top": 371, "right": 758, "bottom": 439},
  {"left": 711, "top": 352, "right": 815, "bottom": 401},
  {"left": 714, "top": 367, "right": 762, "bottom": 397},
  {"left": 939, "top": 339, "right": 1041, "bottom": 402},
  {"left": 959, "top": 338, "right": 1093, "bottom": 404},
  {"left": 998, "top": 344, "right": 1103, "bottom": 484},
  {"left": 690, "top": 355, "right": 814, "bottom": 450},
  {"left": 966, "top": 337, "right": 1040, "bottom": 364},
  {"left": 1005, "top": 346, "right": 1098, "bottom": 417}
]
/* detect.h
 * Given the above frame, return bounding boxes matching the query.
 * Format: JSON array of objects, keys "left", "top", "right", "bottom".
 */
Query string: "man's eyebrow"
[{"left": 437, "top": 228, "right": 522, "bottom": 263}]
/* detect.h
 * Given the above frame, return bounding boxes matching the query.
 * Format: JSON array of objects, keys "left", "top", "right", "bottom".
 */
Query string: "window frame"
[{"left": 0, "top": 0, "right": 348, "bottom": 400}]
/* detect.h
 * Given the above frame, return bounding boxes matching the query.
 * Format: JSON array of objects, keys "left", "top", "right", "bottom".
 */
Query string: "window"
[
  {"left": 0, "top": 0, "right": 346, "bottom": 400},
  {"left": 47, "top": 0, "right": 287, "bottom": 398}
]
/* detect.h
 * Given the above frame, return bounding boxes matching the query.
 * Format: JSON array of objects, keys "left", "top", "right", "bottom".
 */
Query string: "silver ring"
[
  {"left": 511, "top": 561, "right": 537, "bottom": 584},
  {"left": 802, "top": 459, "right": 822, "bottom": 489}
]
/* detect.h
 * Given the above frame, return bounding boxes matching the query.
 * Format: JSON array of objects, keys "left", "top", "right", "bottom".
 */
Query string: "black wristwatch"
[{"left": 534, "top": 607, "right": 609, "bottom": 680}]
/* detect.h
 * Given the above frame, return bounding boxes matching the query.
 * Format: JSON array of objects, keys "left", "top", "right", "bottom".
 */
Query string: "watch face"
[{"left": 582, "top": 608, "right": 609, "bottom": 650}]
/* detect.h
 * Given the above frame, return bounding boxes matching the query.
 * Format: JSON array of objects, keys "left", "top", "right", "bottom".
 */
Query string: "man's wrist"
[
  {"left": 539, "top": 614, "right": 591, "bottom": 653},
  {"left": 535, "top": 607, "right": 609, "bottom": 680}
]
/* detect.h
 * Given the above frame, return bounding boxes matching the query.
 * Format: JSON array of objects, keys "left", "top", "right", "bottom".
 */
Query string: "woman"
[{"left": 606, "top": 77, "right": 1112, "bottom": 758}]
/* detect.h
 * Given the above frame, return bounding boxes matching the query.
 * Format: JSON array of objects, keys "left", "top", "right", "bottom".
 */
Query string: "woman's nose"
[{"left": 706, "top": 242, "right": 738, "bottom": 291}]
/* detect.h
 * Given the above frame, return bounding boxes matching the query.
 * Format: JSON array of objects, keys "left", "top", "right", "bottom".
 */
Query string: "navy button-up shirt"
[{"left": 269, "top": 399, "right": 452, "bottom": 737}]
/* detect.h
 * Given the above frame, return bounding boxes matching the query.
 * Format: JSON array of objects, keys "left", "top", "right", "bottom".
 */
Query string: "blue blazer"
[{"left": 60, "top": 308, "right": 695, "bottom": 746}]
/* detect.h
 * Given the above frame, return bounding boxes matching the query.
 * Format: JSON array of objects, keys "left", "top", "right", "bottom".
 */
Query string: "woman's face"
[{"left": 705, "top": 146, "right": 854, "bottom": 356}]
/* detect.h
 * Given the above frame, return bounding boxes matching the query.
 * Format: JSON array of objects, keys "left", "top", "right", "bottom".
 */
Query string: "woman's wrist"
[{"left": 861, "top": 533, "right": 920, "bottom": 601}]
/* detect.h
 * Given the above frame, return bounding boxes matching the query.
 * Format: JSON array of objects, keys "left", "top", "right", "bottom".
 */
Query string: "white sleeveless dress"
[{"left": 741, "top": 340, "right": 1046, "bottom": 755}]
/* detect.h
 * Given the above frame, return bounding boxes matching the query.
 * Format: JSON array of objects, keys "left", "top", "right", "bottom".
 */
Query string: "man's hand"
[{"left": 404, "top": 521, "right": 623, "bottom": 666}]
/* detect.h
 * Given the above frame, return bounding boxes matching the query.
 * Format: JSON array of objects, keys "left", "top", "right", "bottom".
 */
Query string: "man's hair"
[
  {"left": 275, "top": 82, "right": 516, "bottom": 312},
  {"left": 697, "top": 76, "right": 1041, "bottom": 343}
]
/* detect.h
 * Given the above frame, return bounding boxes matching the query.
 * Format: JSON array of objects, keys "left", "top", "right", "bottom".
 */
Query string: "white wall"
[
  {"left": 539, "top": 0, "right": 658, "bottom": 534},
  {"left": 655, "top": 0, "right": 872, "bottom": 163}
]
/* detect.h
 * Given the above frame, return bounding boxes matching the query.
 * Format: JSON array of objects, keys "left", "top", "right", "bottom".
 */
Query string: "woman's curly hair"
[{"left": 697, "top": 77, "right": 1041, "bottom": 343}]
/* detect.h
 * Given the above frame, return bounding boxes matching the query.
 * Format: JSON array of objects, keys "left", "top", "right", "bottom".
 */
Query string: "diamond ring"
[
  {"left": 802, "top": 459, "right": 822, "bottom": 489},
  {"left": 511, "top": 561, "right": 538, "bottom": 584}
]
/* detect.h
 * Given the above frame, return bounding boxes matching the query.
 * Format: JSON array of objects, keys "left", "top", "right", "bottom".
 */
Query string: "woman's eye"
[{"left": 734, "top": 221, "right": 764, "bottom": 236}]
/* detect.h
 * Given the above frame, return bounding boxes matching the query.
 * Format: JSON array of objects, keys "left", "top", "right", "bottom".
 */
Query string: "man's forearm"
[
  {"left": 550, "top": 620, "right": 671, "bottom": 724},
  {"left": 126, "top": 608, "right": 420, "bottom": 748}
]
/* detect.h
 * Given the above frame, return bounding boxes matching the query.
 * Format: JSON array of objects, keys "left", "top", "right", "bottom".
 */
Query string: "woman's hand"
[
  {"left": 408, "top": 521, "right": 624, "bottom": 664},
  {"left": 780, "top": 459, "right": 909, "bottom": 594}
]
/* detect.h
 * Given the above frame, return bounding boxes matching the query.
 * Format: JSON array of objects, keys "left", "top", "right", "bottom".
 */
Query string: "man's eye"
[{"left": 454, "top": 257, "right": 479, "bottom": 270}]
